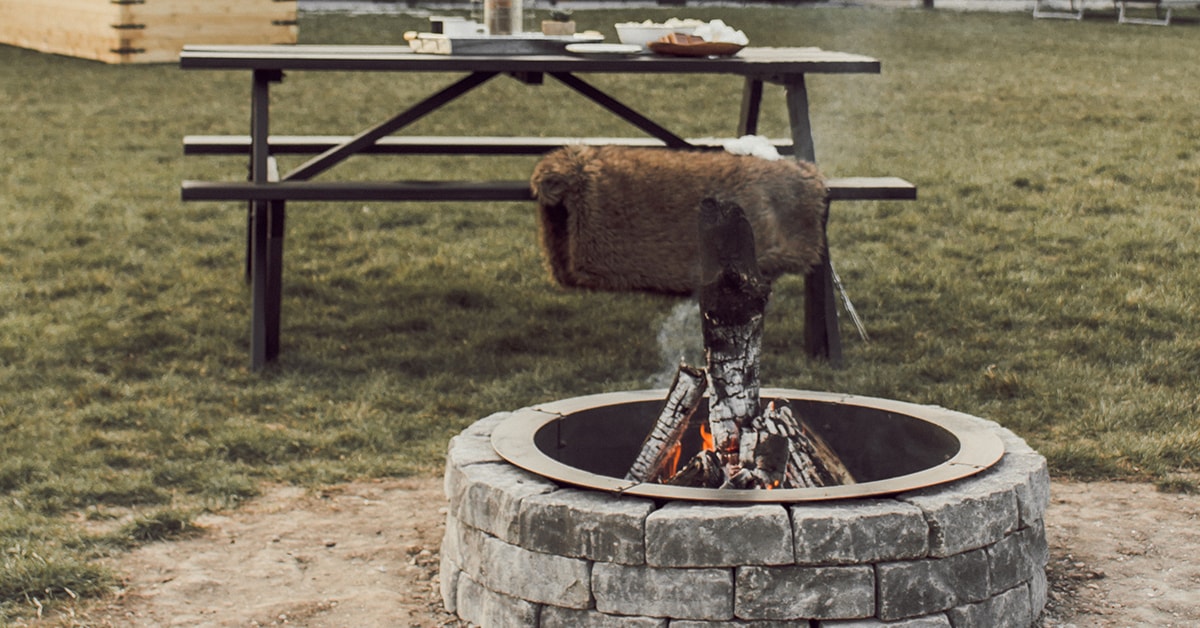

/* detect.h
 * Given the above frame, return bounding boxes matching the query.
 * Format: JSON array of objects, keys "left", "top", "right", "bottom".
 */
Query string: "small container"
[
  {"left": 431, "top": 17, "right": 485, "bottom": 37},
  {"left": 446, "top": 20, "right": 486, "bottom": 37},
  {"left": 485, "top": 0, "right": 522, "bottom": 35},
  {"left": 541, "top": 20, "right": 576, "bottom": 36}
]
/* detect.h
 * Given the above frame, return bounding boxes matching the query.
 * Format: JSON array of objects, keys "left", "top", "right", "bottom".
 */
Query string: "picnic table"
[{"left": 179, "top": 44, "right": 915, "bottom": 369}]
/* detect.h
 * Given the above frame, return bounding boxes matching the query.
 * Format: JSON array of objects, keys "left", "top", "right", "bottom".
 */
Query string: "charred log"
[
  {"left": 698, "top": 197, "right": 772, "bottom": 469},
  {"left": 724, "top": 430, "right": 789, "bottom": 489},
  {"left": 626, "top": 364, "right": 708, "bottom": 483},
  {"left": 757, "top": 401, "right": 855, "bottom": 488},
  {"left": 666, "top": 450, "right": 724, "bottom": 489},
  {"left": 624, "top": 198, "right": 853, "bottom": 492}
]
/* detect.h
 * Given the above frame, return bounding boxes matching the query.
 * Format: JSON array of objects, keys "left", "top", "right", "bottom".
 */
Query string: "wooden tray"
[
  {"left": 647, "top": 41, "right": 745, "bottom": 57},
  {"left": 409, "top": 32, "right": 603, "bottom": 55}
]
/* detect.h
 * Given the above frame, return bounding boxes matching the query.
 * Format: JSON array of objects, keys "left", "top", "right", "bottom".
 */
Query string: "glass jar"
[{"left": 485, "top": 0, "right": 522, "bottom": 35}]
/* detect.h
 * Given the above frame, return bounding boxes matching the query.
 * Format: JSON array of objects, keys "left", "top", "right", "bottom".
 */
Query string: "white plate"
[{"left": 565, "top": 43, "right": 643, "bottom": 57}]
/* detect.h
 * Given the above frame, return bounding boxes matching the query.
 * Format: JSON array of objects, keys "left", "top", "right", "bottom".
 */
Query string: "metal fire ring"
[{"left": 491, "top": 389, "right": 1006, "bottom": 503}]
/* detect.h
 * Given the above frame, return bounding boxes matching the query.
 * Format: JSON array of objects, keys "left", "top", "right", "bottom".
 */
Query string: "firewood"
[
  {"left": 623, "top": 198, "right": 854, "bottom": 492},
  {"left": 698, "top": 197, "right": 772, "bottom": 470},
  {"left": 758, "top": 401, "right": 855, "bottom": 488},
  {"left": 625, "top": 364, "right": 708, "bottom": 483},
  {"left": 723, "top": 430, "right": 788, "bottom": 489},
  {"left": 666, "top": 450, "right": 724, "bottom": 489}
]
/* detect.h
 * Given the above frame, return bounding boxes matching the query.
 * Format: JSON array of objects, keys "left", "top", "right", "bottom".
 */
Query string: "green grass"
[{"left": 2, "top": 4, "right": 1200, "bottom": 619}]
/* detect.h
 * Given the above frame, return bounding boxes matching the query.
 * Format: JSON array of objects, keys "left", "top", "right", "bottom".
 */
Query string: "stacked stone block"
[{"left": 442, "top": 409, "right": 1049, "bottom": 627}]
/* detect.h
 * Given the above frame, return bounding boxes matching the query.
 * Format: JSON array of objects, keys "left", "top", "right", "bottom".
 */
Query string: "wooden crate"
[{"left": 0, "top": 0, "right": 297, "bottom": 64}]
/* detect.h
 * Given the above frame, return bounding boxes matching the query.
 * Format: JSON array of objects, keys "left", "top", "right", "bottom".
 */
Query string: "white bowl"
[{"left": 615, "top": 22, "right": 700, "bottom": 48}]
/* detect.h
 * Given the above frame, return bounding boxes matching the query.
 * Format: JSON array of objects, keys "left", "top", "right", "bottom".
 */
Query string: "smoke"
[{"left": 648, "top": 300, "right": 706, "bottom": 389}]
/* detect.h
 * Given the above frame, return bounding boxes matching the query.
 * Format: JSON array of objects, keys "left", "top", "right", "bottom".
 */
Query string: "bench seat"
[
  {"left": 182, "top": 134, "right": 916, "bottom": 202},
  {"left": 181, "top": 177, "right": 917, "bottom": 204},
  {"left": 184, "top": 135, "right": 797, "bottom": 156}
]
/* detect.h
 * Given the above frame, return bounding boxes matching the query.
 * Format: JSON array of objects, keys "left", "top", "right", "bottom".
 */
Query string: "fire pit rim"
[{"left": 491, "top": 388, "right": 1005, "bottom": 503}]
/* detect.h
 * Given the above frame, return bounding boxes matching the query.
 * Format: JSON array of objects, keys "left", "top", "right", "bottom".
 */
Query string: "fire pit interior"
[{"left": 492, "top": 389, "right": 1004, "bottom": 502}]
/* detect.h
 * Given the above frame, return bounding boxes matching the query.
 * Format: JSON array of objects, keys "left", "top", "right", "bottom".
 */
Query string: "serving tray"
[
  {"left": 409, "top": 32, "right": 603, "bottom": 55},
  {"left": 647, "top": 41, "right": 745, "bottom": 57}
]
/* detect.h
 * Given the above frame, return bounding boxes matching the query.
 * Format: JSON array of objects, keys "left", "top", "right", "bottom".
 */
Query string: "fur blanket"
[{"left": 530, "top": 145, "right": 828, "bottom": 295}]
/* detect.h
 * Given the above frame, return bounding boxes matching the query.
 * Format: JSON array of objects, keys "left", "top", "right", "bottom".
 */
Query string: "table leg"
[
  {"left": 804, "top": 227, "right": 843, "bottom": 365},
  {"left": 244, "top": 199, "right": 253, "bottom": 283},
  {"left": 249, "top": 199, "right": 286, "bottom": 369},
  {"left": 246, "top": 69, "right": 281, "bottom": 282},
  {"left": 785, "top": 77, "right": 817, "bottom": 163},
  {"left": 738, "top": 78, "right": 763, "bottom": 136},
  {"left": 786, "top": 77, "right": 843, "bottom": 364},
  {"left": 248, "top": 70, "right": 283, "bottom": 369},
  {"left": 250, "top": 200, "right": 269, "bottom": 369}
]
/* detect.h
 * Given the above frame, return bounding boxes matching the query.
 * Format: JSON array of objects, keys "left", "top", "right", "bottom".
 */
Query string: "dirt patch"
[
  {"left": 16, "top": 478, "right": 1200, "bottom": 627},
  {"left": 23, "top": 478, "right": 461, "bottom": 628},
  {"left": 1040, "top": 481, "right": 1200, "bottom": 627}
]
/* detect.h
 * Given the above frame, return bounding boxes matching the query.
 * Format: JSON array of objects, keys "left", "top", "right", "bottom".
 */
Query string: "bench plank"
[
  {"left": 826, "top": 177, "right": 917, "bottom": 201},
  {"left": 183, "top": 135, "right": 796, "bottom": 156},
  {"left": 182, "top": 180, "right": 533, "bottom": 202},
  {"left": 181, "top": 177, "right": 916, "bottom": 203}
]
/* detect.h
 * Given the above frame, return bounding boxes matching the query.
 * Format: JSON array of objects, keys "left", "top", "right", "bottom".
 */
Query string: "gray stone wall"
[{"left": 442, "top": 409, "right": 1050, "bottom": 627}]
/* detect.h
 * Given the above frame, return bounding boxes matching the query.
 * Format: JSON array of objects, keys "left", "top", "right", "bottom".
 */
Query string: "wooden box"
[{"left": 0, "top": 0, "right": 298, "bottom": 64}]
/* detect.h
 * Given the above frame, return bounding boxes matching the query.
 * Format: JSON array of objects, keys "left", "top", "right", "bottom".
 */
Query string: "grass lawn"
[{"left": 2, "top": 4, "right": 1199, "bottom": 619}]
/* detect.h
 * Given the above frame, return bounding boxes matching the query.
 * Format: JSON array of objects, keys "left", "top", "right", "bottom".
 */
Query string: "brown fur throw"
[{"left": 530, "top": 145, "right": 829, "bottom": 295}]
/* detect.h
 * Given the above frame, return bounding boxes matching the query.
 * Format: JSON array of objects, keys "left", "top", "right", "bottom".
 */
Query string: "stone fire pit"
[{"left": 441, "top": 390, "right": 1049, "bottom": 626}]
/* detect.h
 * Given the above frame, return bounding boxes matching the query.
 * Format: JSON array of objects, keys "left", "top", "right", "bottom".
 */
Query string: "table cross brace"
[
  {"left": 548, "top": 72, "right": 692, "bottom": 149},
  {"left": 283, "top": 71, "right": 500, "bottom": 182}
]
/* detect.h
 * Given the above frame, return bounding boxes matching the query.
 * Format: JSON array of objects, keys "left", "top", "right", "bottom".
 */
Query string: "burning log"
[
  {"left": 698, "top": 197, "right": 771, "bottom": 467},
  {"left": 625, "top": 364, "right": 707, "bottom": 483},
  {"left": 666, "top": 449, "right": 724, "bottom": 489},
  {"left": 724, "top": 429, "right": 788, "bottom": 489},
  {"left": 627, "top": 197, "right": 854, "bottom": 491}
]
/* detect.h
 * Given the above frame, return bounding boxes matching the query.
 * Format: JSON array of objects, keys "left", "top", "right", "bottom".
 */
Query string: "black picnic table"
[{"left": 179, "top": 44, "right": 915, "bottom": 370}]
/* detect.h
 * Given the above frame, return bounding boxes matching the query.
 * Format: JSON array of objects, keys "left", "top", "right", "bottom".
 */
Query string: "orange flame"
[
  {"left": 699, "top": 423, "right": 715, "bottom": 452},
  {"left": 661, "top": 442, "right": 683, "bottom": 480},
  {"left": 660, "top": 424, "right": 718, "bottom": 480}
]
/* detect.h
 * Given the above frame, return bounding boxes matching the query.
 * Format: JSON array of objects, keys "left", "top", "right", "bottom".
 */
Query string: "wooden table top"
[{"left": 180, "top": 44, "right": 881, "bottom": 76}]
